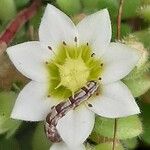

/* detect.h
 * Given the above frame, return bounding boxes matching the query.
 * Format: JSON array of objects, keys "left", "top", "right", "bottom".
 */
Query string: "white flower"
[{"left": 7, "top": 4, "right": 141, "bottom": 150}]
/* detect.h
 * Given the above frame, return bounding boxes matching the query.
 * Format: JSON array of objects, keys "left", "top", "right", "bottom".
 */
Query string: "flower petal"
[
  {"left": 101, "top": 42, "right": 142, "bottom": 84},
  {"left": 11, "top": 81, "right": 56, "bottom": 121},
  {"left": 39, "top": 4, "right": 78, "bottom": 50},
  {"left": 77, "top": 9, "right": 111, "bottom": 57},
  {"left": 56, "top": 104, "right": 95, "bottom": 146},
  {"left": 86, "top": 81, "right": 140, "bottom": 118},
  {"left": 7, "top": 41, "right": 52, "bottom": 82},
  {"left": 50, "top": 143, "right": 86, "bottom": 150}
]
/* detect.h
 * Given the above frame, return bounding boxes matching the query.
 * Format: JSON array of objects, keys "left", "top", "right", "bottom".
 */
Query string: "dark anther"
[
  {"left": 86, "top": 42, "right": 89, "bottom": 46},
  {"left": 101, "top": 63, "right": 103, "bottom": 67},
  {"left": 45, "top": 61, "right": 49, "bottom": 64},
  {"left": 47, "top": 95, "right": 51, "bottom": 98},
  {"left": 88, "top": 103, "right": 93, "bottom": 107},
  {"left": 91, "top": 53, "right": 95, "bottom": 57},
  {"left": 48, "top": 46, "right": 52, "bottom": 50},
  {"left": 99, "top": 77, "right": 102, "bottom": 80},
  {"left": 96, "top": 92, "right": 99, "bottom": 96},
  {"left": 74, "top": 36, "right": 77, "bottom": 42},
  {"left": 63, "top": 41, "right": 67, "bottom": 45}
]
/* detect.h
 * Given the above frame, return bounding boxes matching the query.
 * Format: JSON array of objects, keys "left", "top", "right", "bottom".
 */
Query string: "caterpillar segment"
[{"left": 45, "top": 81, "right": 99, "bottom": 143}]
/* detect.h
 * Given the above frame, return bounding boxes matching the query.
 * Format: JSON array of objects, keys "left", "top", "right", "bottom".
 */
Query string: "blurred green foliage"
[{"left": 0, "top": 0, "right": 150, "bottom": 149}]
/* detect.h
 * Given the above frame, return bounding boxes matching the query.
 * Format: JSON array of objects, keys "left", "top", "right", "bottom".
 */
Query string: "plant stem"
[
  {"left": 117, "top": 0, "right": 125, "bottom": 40},
  {"left": 0, "top": 0, "right": 42, "bottom": 47},
  {"left": 112, "top": 118, "right": 118, "bottom": 150},
  {"left": 113, "top": 0, "right": 125, "bottom": 150}
]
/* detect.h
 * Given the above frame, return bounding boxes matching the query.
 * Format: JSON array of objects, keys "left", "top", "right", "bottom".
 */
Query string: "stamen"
[
  {"left": 53, "top": 62, "right": 62, "bottom": 69},
  {"left": 48, "top": 46, "right": 52, "bottom": 50},
  {"left": 47, "top": 94, "right": 51, "bottom": 98},
  {"left": 96, "top": 92, "right": 100, "bottom": 96},
  {"left": 74, "top": 36, "right": 78, "bottom": 47},
  {"left": 74, "top": 36, "right": 77, "bottom": 42},
  {"left": 99, "top": 77, "right": 102, "bottom": 80},
  {"left": 45, "top": 61, "right": 49, "bottom": 65},
  {"left": 101, "top": 63, "right": 103, "bottom": 67},
  {"left": 55, "top": 82, "right": 62, "bottom": 89},
  {"left": 65, "top": 49, "right": 71, "bottom": 58},
  {"left": 86, "top": 42, "right": 89, "bottom": 46},
  {"left": 78, "top": 49, "right": 82, "bottom": 58},
  {"left": 63, "top": 41, "right": 67, "bottom": 45},
  {"left": 91, "top": 53, "right": 95, "bottom": 57},
  {"left": 88, "top": 103, "right": 93, "bottom": 107},
  {"left": 48, "top": 46, "right": 56, "bottom": 56}
]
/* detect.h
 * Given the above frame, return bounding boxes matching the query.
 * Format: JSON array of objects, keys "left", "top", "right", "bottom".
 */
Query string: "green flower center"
[
  {"left": 46, "top": 43, "right": 103, "bottom": 101},
  {"left": 59, "top": 58, "right": 90, "bottom": 93}
]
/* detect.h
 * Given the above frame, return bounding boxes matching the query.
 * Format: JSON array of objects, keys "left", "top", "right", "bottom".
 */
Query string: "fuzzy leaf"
[
  {"left": 141, "top": 0, "right": 150, "bottom": 5},
  {"left": 121, "top": 138, "right": 138, "bottom": 150},
  {"left": 132, "top": 29, "right": 150, "bottom": 49},
  {"left": 93, "top": 142, "right": 124, "bottom": 150},
  {"left": 139, "top": 5, "right": 150, "bottom": 23},
  {"left": 90, "top": 115, "right": 142, "bottom": 141},
  {"left": 123, "top": 75, "right": 150, "bottom": 97}
]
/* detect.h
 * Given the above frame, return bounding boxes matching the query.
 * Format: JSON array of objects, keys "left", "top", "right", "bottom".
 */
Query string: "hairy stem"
[
  {"left": 0, "top": 0, "right": 42, "bottom": 47},
  {"left": 117, "top": 0, "right": 125, "bottom": 40}
]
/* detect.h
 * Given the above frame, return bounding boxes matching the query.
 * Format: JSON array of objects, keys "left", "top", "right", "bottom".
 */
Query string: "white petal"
[
  {"left": 101, "top": 42, "right": 142, "bottom": 84},
  {"left": 86, "top": 81, "right": 140, "bottom": 118},
  {"left": 50, "top": 143, "right": 86, "bottom": 150},
  {"left": 56, "top": 105, "right": 95, "bottom": 146},
  {"left": 11, "top": 81, "right": 56, "bottom": 121},
  {"left": 39, "top": 4, "right": 78, "bottom": 50},
  {"left": 77, "top": 9, "right": 111, "bottom": 57},
  {"left": 7, "top": 41, "right": 52, "bottom": 82}
]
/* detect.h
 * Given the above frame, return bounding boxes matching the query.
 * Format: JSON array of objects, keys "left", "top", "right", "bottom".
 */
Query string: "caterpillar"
[{"left": 44, "top": 81, "right": 99, "bottom": 143}]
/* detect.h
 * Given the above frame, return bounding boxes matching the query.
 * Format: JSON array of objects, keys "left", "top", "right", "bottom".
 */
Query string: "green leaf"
[
  {"left": 90, "top": 115, "right": 142, "bottom": 141},
  {"left": 141, "top": 0, "right": 150, "bottom": 5},
  {"left": 0, "top": 137, "right": 20, "bottom": 150},
  {"left": 123, "top": 75, "right": 150, "bottom": 97},
  {"left": 15, "top": 0, "right": 29, "bottom": 9},
  {"left": 132, "top": 29, "right": 150, "bottom": 49},
  {"left": 140, "top": 102, "right": 150, "bottom": 145},
  {"left": 0, "top": 91, "right": 22, "bottom": 137},
  {"left": 0, "top": 0, "right": 16, "bottom": 21},
  {"left": 93, "top": 142, "right": 124, "bottom": 150},
  {"left": 97, "top": 0, "right": 119, "bottom": 19},
  {"left": 32, "top": 122, "right": 51, "bottom": 150},
  {"left": 139, "top": 5, "right": 150, "bottom": 23},
  {"left": 122, "top": 0, "right": 141, "bottom": 19},
  {"left": 56, "top": 0, "right": 81, "bottom": 16},
  {"left": 0, "top": 116, "right": 8, "bottom": 134},
  {"left": 82, "top": 0, "right": 118, "bottom": 18},
  {"left": 30, "top": 7, "right": 44, "bottom": 30},
  {"left": 121, "top": 138, "right": 138, "bottom": 150},
  {"left": 0, "top": 91, "right": 17, "bottom": 117},
  {"left": 81, "top": 0, "right": 100, "bottom": 9},
  {"left": 112, "top": 23, "right": 132, "bottom": 41}
]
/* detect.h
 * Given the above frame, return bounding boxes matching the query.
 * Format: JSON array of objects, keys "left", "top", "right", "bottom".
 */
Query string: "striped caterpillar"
[{"left": 44, "top": 81, "right": 99, "bottom": 143}]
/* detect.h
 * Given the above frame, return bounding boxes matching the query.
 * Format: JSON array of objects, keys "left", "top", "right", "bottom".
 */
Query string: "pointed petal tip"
[{"left": 87, "top": 81, "right": 141, "bottom": 118}]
